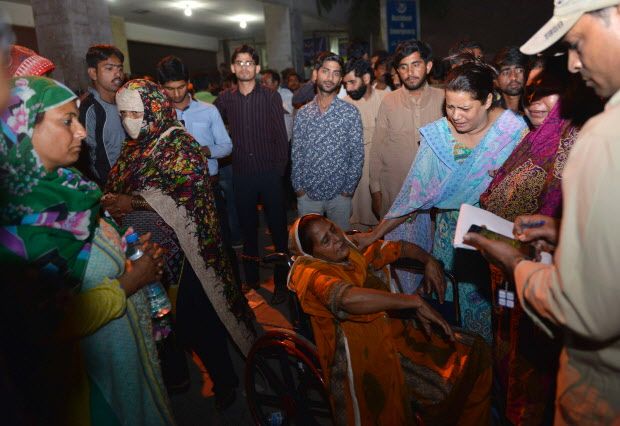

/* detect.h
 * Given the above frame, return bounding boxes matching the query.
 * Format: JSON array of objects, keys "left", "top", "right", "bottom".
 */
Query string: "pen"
[{"left": 520, "top": 220, "right": 545, "bottom": 229}]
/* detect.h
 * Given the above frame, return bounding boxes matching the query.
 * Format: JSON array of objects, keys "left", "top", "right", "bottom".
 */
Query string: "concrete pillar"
[
  {"left": 379, "top": 0, "right": 388, "bottom": 51},
  {"left": 263, "top": 3, "right": 304, "bottom": 74},
  {"left": 31, "top": 0, "right": 113, "bottom": 92},
  {"left": 110, "top": 15, "right": 131, "bottom": 74}
]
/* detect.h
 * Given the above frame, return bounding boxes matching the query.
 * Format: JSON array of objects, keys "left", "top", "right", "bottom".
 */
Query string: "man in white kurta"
[{"left": 342, "top": 58, "right": 386, "bottom": 229}]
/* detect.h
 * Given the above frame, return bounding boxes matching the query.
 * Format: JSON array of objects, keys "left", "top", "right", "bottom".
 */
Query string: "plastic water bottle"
[
  {"left": 126, "top": 232, "right": 144, "bottom": 261},
  {"left": 145, "top": 281, "right": 172, "bottom": 318},
  {"left": 125, "top": 232, "right": 172, "bottom": 318}
]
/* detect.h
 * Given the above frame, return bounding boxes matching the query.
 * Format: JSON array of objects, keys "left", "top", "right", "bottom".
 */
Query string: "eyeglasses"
[{"left": 234, "top": 60, "right": 256, "bottom": 67}]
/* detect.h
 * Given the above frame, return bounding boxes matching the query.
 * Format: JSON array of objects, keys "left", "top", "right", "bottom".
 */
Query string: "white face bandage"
[
  {"left": 116, "top": 88, "right": 145, "bottom": 139},
  {"left": 122, "top": 117, "right": 143, "bottom": 139}
]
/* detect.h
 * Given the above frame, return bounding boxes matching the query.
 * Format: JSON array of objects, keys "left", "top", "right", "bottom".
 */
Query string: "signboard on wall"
[
  {"left": 386, "top": 0, "right": 420, "bottom": 52},
  {"left": 303, "top": 37, "right": 328, "bottom": 65}
]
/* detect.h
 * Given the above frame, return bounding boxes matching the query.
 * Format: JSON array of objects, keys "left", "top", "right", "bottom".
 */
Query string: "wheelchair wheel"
[{"left": 245, "top": 329, "right": 333, "bottom": 425}]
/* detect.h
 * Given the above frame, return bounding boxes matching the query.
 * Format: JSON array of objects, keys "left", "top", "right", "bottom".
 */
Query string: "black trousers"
[
  {"left": 175, "top": 260, "right": 238, "bottom": 394},
  {"left": 233, "top": 170, "right": 289, "bottom": 289},
  {"left": 211, "top": 176, "right": 242, "bottom": 289}
]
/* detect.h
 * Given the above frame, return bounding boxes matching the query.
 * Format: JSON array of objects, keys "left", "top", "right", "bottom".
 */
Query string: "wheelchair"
[{"left": 244, "top": 251, "right": 461, "bottom": 425}]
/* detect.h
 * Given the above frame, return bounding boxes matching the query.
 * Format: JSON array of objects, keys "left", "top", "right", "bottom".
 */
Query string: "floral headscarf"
[
  {"left": 0, "top": 77, "right": 101, "bottom": 283},
  {"left": 107, "top": 79, "right": 252, "bottom": 321}
]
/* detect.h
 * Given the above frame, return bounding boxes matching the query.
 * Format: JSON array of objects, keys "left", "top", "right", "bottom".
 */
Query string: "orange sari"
[{"left": 288, "top": 236, "right": 491, "bottom": 426}]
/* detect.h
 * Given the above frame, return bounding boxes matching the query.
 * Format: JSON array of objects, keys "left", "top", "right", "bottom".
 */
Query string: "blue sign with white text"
[{"left": 387, "top": 0, "right": 419, "bottom": 52}]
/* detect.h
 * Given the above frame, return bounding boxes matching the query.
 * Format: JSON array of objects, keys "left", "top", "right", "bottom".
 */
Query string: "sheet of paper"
[{"left": 453, "top": 204, "right": 515, "bottom": 250}]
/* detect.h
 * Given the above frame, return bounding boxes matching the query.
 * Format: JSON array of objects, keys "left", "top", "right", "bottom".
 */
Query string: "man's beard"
[
  {"left": 502, "top": 84, "right": 523, "bottom": 96},
  {"left": 347, "top": 83, "right": 367, "bottom": 100},
  {"left": 317, "top": 80, "right": 339, "bottom": 94},
  {"left": 403, "top": 74, "right": 427, "bottom": 91}
]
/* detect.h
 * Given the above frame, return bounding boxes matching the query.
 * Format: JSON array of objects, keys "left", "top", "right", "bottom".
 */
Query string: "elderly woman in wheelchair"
[{"left": 287, "top": 214, "right": 491, "bottom": 426}]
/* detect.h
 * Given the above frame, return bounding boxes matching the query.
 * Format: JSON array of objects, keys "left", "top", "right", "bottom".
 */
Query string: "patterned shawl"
[
  {"left": 480, "top": 102, "right": 578, "bottom": 221},
  {"left": 0, "top": 76, "right": 101, "bottom": 283},
  {"left": 385, "top": 110, "right": 528, "bottom": 219},
  {"left": 106, "top": 79, "right": 251, "bottom": 321}
]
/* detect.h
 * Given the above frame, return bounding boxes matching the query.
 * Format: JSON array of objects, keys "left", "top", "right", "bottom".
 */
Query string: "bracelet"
[{"left": 131, "top": 196, "right": 151, "bottom": 211}]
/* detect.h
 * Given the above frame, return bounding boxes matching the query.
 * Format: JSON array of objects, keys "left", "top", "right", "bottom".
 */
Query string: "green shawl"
[{"left": 0, "top": 76, "right": 101, "bottom": 284}]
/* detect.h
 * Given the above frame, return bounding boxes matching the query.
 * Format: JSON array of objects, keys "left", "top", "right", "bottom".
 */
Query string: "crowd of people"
[{"left": 2, "top": 0, "right": 620, "bottom": 424}]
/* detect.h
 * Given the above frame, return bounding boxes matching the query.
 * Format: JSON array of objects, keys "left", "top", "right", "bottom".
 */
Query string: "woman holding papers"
[
  {"left": 352, "top": 58, "right": 528, "bottom": 342},
  {"left": 479, "top": 57, "right": 602, "bottom": 425}
]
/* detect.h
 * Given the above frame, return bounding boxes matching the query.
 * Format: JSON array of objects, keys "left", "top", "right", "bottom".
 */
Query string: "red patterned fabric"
[{"left": 8, "top": 45, "right": 55, "bottom": 77}]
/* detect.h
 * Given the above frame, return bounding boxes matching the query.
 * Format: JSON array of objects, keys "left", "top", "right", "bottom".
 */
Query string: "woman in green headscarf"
[{"left": 0, "top": 76, "right": 175, "bottom": 426}]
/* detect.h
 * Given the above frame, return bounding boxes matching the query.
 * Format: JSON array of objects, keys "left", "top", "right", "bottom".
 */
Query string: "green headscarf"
[{"left": 0, "top": 76, "right": 101, "bottom": 284}]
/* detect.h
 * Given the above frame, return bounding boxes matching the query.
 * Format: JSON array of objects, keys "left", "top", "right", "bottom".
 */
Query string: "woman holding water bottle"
[
  {"left": 104, "top": 79, "right": 255, "bottom": 410},
  {"left": 0, "top": 77, "right": 175, "bottom": 425}
]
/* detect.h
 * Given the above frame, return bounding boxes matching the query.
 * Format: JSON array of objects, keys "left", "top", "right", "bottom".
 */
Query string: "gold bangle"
[{"left": 131, "top": 196, "right": 151, "bottom": 211}]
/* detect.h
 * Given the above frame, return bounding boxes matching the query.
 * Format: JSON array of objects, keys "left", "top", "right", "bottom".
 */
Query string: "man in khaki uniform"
[
  {"left": 369, "top": 40, "right": 444, "bottom": 218},
  {"left": 466, "top": 2, "right": 620, "bottom": 423},
  {"left": 342, "top": 58, "right": 386, "bottom": 230}
]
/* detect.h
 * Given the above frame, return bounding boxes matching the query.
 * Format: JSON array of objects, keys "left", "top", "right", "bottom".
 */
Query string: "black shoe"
[{"left": 215, "top": 387, "right": 236, "bottom": 411}]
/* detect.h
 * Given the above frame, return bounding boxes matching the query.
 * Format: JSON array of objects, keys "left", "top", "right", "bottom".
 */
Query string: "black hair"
[
  {"left": 385, "top": 57, "right": 401, "bottom": 90},
  {"left": 393, "top": 40, "right": 433, "bottom": 67},
  {"left": 371, "top": 49, "right": 389, "bottom": 61},
  {"left": 449, "top": 39, "right": 484, "bottom": 56},
  {"left": 343, "top": 58, "right": 373, "bottom": 79},
  {"left": 524, "top": 54, "right": 603, "bottom": 127},
  {"left": 34, "top": 112, "right": 45, "bottom": 126},
  {"left": 287, "top": 72, "right": 300, "bottom": 81},
  {"left": 375, "top": 54, "right": 391, "bottom": 69},
  {"left": 314, "top": 51, "right": 344, "bottom": 72},
  {"left": 281, "top": 67, "right": 295, "bottom": 81},
  {"left": 444, "top": 51, "right": 478, "bottom": 69},
  {"left": 431, "top": 57, "right": 449, "bottom": 82},
  {"left": 494, "top": 46, "right": 529, "bottom": 72},
  {"left": 86, "top": 44, "right": 124, "bottom": 68},
  {"left": 446, "top": 59, "right": 499, "bottom": 105},
  {"left": 231, "top": 44, "right": 260, "bottom": 65},
  {"left": 297, "top": 215, "right": 325, "bottom": 255},
  {"left": 156, "top": 55, "right": 189, "bottom": 84},
  {"left": 262, "top": 69, "right": 281, "bottom": 85},
  {"left": 346, "top": 40, "right": 369, "bottom": 60}
]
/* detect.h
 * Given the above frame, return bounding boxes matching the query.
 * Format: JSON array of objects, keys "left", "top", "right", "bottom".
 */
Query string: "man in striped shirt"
[{"left": 214, "top": 45, "right": 290, "bottom": 303}]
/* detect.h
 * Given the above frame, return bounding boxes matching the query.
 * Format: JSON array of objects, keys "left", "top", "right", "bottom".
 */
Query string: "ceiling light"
[
  {"left": 184, "top": 5, "right": 192, "bottom": 16},
  {"left": 240, "top": 20, "right": 247, "bottom": 29}
]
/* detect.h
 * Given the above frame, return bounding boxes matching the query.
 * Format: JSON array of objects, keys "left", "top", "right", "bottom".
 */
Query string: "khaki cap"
[{"left": 521, "top": 0, "right": 620, "bottom": 54}]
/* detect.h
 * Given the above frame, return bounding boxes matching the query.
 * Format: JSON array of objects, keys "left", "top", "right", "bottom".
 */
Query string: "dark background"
[{"left": 420, "top": 0, "right": 555, "bottom": 58}]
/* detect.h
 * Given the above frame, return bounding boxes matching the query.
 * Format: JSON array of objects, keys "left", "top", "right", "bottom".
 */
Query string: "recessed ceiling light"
[
  {"left": 184, "top": 6, "right": 192, "bottom": 16},
  {"left": 240, "top": 20, "right": 247, "bottom": 29}
]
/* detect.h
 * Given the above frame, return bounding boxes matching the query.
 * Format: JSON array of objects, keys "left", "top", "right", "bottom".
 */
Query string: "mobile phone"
[{"left": 468, "top": 224, "right": 536, "bottom": 259}]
